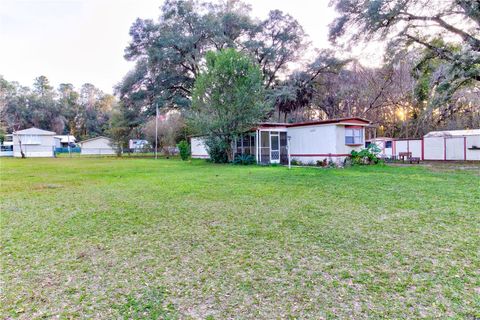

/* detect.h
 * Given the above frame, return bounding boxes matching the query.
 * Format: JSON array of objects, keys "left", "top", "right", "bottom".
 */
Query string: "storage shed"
[
  {"left": 423, "top": 129, "right": 480, "bottom": 161},
  {"left": 12, "top": 127, "right": 56, "bottom": 157},
  {"left": 191, "top": 137, "right": 210, "bottom": 159},
  {"left": 79, "top": 136, "right": 116, "bottom": 155}
]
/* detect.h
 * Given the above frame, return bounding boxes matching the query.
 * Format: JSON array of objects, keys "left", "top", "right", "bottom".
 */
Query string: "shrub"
[
  {"left": 316, "top": 159, "right": 328, "bottom": 167},
  {"left": 205, "top": 137, "right": 229, "bottom": 163},
  {"left": 328, "top": 159, "right": 337, "bottom": 168},
  {"left": 350, "top": 144, "right": 381, "bottom": 165},
  {"left": 290, "top": 158, "right": 301, "bottom": 166},
  {"left": 177, "top": 140, "right": 190, "bottom": 161},
  {"left": 233, "top": 154, "right": 256, "bottom": 165}
]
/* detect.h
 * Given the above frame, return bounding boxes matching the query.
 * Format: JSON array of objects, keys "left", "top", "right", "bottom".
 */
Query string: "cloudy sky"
[{"left": 0, "top": 0, "right": 381, "bottom": 94}]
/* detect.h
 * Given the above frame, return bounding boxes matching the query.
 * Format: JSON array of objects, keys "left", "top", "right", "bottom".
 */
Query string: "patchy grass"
[{"left": 1, "top": 158, "right": 479, "bottom": 319}]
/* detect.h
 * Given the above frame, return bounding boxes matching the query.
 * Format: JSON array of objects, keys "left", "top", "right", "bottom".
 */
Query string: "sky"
[{"left": 0, "top": 0, "right": 382, "bottom": 94}]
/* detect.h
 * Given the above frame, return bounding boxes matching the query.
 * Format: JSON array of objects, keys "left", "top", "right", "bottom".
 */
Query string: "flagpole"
[{"left": 155, "top": 104, "right": 158, "bottom": 159}]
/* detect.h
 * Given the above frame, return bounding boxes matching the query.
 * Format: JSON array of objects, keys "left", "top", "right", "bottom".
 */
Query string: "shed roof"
[
  {"left": 13, "top": 127, "right": 56, "bottom": 135},
  {"left": 79, "top": 136, "right": 112, "bottom": 144},
  {"left": 424, "top": 129, "right": 480, "bottom": 138},
  {"left": 54, "top": 135, "right": 76, "bottom": 143}
]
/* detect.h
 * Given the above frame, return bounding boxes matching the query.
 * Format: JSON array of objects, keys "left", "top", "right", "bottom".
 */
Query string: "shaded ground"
[{"left": 1, "top": 158, "right": 479, "bottom": 319}]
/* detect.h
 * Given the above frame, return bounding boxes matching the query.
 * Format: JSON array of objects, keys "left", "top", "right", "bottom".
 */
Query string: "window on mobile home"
[{"left": 345, "top": 128, "right": 363, "bottom": 145}]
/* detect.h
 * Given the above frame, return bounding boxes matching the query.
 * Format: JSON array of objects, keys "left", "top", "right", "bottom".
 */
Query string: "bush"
[
  {"left": 205, "top": 137, "right": 230, "bottom": 163},
  {"left": 316, "top": 159, "right": 328, "bottom": 167},
  {"left": 350, "top": 144, "right": 381, "bottom": 165},
  {"left": 291, "top": 158, "right": 301, "bottom": 166},
  {"left": 177, "top": 140, "right": 190, "bottom": 161},
  {"left": 233, "top": 154, "right": 256, "bottom": 165}
]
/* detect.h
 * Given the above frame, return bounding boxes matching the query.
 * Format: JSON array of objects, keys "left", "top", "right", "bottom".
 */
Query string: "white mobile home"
[
  {"left": 192, "top": 117, "right": 370, "bottom": 164},
  {"left": 12, "top": 127, "right": 56, "bottom": 157},
  {"left": 79, "top": 136, "right": 116, "bottom": 155},
  {"left": 366, "top": 137, "right": 394, "bottom": 158}
]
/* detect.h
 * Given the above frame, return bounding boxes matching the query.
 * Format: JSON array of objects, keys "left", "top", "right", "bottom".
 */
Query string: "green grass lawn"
[{"left": 1, "top": 158, "right": 479, "bottom": 319}]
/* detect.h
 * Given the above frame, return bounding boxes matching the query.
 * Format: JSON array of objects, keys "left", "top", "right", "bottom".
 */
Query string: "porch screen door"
[{"left": 270, "top": 132, "right": 280, "bottom": 163}]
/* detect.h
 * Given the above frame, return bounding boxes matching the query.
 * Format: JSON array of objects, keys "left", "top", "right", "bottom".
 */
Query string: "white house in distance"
[
  {"left": 129, "top": 139, "right": 150, "bottom": 152},
  {"left": 12, "top": 127, "right": 56, "bottom": 157},
  {"left": 0, "top": 134, "right": 14, "bottom": 157},
  {"left": 54, "top": 135, "right": 77, "bottom": 148},
  {"left": 79, "top": 136, "right": 116, "bottom": 155},
  {"left": 191, "top": 117, "right": 371, "bottom": 164}
]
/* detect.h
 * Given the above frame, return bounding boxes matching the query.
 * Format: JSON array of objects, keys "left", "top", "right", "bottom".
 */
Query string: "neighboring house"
[
  {"left": 79, "top": 136, "right": 116, "bottom": 155},
  {"left": 129, "top": 139, "right": 150, "bottom": 152},
  {"left": 54, "top": 135, "right": 77, "bottom": 148},
  {"left": 12, "top": 127, "right": 56, "bottom": 157},
  {"left": 1, "top": 134, "right": 13, "bottom": 157},
  {"left": 192, "top": 117, "right": 371, "bottom": 164}
]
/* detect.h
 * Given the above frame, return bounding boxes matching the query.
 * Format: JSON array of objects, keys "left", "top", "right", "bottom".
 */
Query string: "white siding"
[
  {"left": 466, "top": 135, "right": 480, "bottom": 160},
  {"left": 393, "top": 140, "right": 422, "bottom": 158},
  {"left": 80, "top": 137, "right": 116, "bottom": 155},
  {"left": 409, "top": 140, "right": 422, "bottom": 158},
  {"left": 191, "top": 137, "right": 209, "bottom": 159},
  {"left": 445, "top": 137, "right": 464, "bottom": 160},
  {"left": 13, "top": 134, "right": 55, "bottom": 157},
  {"left": 424, "top": 137, "right": 444, "bottom": 160},
  {"left": 287, "top": 125, "right": 366, "bottom": 164},
  {"left": 288, "top": 125, "right": 335, "bottom": 164}
]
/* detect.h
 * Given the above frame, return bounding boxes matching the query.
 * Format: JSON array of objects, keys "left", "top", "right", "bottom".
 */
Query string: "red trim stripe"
[
  {"left": 421, "top": 138, "right": 424, "bottom": 161},
  {"left": 444, "top": 137, "right": 447, "bottom": 160},
  {"left": 290, "top": 153, "right": 351, "bottom": 157}
]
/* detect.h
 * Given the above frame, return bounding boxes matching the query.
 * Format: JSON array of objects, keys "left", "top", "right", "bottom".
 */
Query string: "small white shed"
[
  {"left": 191, "top": 137, "right": 210, "bottom": 159},
  {"left": 12, "top": 127, "right": 56, "bottom": 157},
  {"left": 424, "top": 129, "right": 480, "bottom": 161},
  {"left": 79, "top": 136, "right": 116, "bottom": 155}
]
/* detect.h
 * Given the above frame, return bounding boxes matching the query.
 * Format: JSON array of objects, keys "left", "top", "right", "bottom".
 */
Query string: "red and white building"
[
  {"left": 369, "top": 129, "right": 480, "bottom": 161},
  {"left": 191, "top": 117, "right": 370, "bottom": 164}
]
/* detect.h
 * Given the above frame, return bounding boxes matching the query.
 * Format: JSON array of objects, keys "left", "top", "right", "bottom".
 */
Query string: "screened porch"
[{"left": 234, "top": 130, "right": 288, "bottom": 165}]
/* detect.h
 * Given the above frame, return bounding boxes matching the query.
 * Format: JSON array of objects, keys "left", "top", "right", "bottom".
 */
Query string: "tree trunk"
[{"left": 19, "top": 140, "right": 25, "bottom": 158}]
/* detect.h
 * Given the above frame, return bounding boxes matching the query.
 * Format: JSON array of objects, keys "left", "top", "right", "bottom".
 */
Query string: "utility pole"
[
  {"left": 155, "top": 103, "right": 158, "bottom": 159},
  {"left": 287, "top": 135, "right": 292, "bottom": 169}
]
